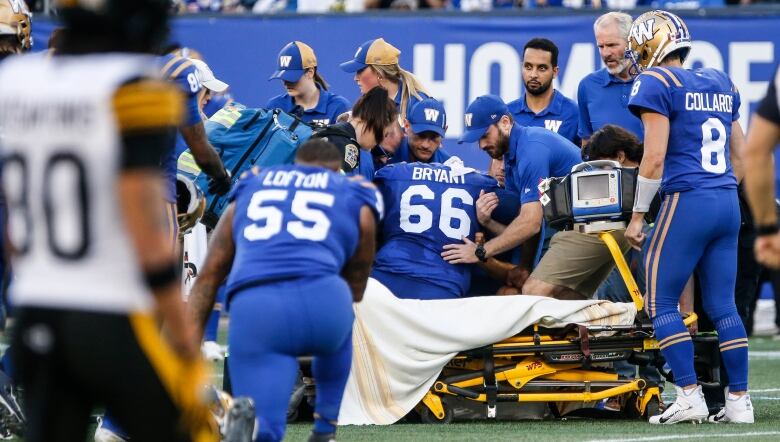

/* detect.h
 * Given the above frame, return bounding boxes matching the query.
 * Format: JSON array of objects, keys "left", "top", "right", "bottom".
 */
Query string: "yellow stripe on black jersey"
[{"left": 113, "top": 79, "right": 184, "bottom": 132}]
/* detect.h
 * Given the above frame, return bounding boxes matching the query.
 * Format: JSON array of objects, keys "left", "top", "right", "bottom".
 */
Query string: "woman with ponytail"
[
  {"left": 268, "top": 41, "right": 351, "bottom": 126},
  {"left": 339, "top": 38, "right": 430, "bottom": 120}
]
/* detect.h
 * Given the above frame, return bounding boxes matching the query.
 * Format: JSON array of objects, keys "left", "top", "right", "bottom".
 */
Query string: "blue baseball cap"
[
  {"left": 269, "top": 41, "right": 318, "bottom": 82},
  {"left": 407, "top": 98, "right": 447, "bottom": 138},
  {"left": 458, "top": 95, "right": 509, "bottom": 144},
  {"left": 340, "top": 38, "right": 400, "bottom": 73}
]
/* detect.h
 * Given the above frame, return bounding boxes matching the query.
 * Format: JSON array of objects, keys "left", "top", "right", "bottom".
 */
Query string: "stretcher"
[{"left": 415, "top": 228, "right": 721, "bottom": 423}]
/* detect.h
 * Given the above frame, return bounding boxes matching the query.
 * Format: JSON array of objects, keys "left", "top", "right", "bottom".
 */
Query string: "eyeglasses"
[{"left": 371, "top": 144, "right": 393, "bottom": 161}]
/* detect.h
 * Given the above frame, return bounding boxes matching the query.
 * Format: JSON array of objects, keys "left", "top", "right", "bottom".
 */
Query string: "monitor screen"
[{"left": 578, "top": 174, "right": 610, "bottom": 200}]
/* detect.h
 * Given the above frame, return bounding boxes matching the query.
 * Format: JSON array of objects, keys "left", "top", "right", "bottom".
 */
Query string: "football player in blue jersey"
[
  {"left": 372, "top": 160, "right": 500, "bottom": 300},
  {"left": 389, "top": 98, "right": 451, "bottom": 166},
  {"left": 507, "top": 38, "right": 580, "bottom": 145},
  {"left": 625, "top": 10, "right": 753, "bottom": 424},
  {"left": 267, "top": 41, "right": 351, "bottom": 126},
  {"left": 160, "top": 49, "right": 231, "bottom": 241},
  {"left": 187, "top": 139, "right": 382, "bottom": 442}
]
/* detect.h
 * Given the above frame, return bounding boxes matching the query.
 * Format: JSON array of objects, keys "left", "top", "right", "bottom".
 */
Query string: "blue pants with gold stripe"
[
  {"left": 644, "top": 188, "right": 748, "bottom": 391},
  {"left": 228, "top": 274, "right": 354, "bottom": 442}
]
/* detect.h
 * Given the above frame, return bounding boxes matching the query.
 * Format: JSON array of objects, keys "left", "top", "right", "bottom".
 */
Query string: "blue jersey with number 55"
[
  {"left": 373, "top": 162, "right": 500, "bottom": 297},
  {"left": 226, "top": 165, "right": 382, "bottom": 296},
  {"left": 628, "top": 66, "right": 740, "bottom": 194}
]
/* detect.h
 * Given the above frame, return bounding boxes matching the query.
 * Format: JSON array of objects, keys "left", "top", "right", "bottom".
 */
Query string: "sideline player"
[
  {"left": 188, "top": 139, "right": 381, "bottom": 442},
  {"left": 0, "top": 0, "right": 32, "bottom": 436},
  {"left": 160, "top": 45, "right": 231, "bottom": 244},
  {"left": 0, "top": 1, "right": 217, "bottom": 441},
  {"left": 624, "top": 10, "right": 753, "bottom": 424},
  {"left": 507, "top": 38, "right": 580, "bottom": 145},
  {"left": 372, "top": 159, "right": 499, "bottom": 300}
]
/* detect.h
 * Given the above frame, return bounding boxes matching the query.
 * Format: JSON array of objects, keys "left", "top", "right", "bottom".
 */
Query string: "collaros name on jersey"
[
  {"left": 411, "top": 166, "right": 466, "bottom": 184},
  {"left": 262, "top": 170, "right": 330, "bottom": 189},
  {"left": 685, "top": 92, "right": 733, "bottom": 113}
]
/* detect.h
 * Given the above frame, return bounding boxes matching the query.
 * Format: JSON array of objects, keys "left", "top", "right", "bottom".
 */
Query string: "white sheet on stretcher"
[{"left": 338, "top": 278, "right": 637, "bottom": 425}]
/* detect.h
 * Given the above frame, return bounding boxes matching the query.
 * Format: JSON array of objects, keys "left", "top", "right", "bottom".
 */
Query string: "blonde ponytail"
[{"left": 371, "top": 64, "right": 430, "bottom": 117}]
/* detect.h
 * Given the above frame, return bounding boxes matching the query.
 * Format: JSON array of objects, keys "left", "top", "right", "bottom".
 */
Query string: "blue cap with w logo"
[
  {"left": 269, "top": 41, "right": 318, "bottom": 82},
  {"left": 407, "top": 98, "right": 447, "bottom": 137}
]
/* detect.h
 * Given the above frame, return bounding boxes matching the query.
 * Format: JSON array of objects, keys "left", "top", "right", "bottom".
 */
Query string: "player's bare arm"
[
  {"left": 744, "top": 114, "right": 780, "bottom": 268},
  {"left": 442, "top": 201, "right": 542, "bottom": 264},
  {"left": 626, "top": 110, "right": 669, "bottom": 250},
  {"left": 118, "top": 170, "right": 198, "bottom": 361},
  {"left": 180, "top": 121, "right": 230, "bottom": 181},
  {"left": 188, "top": 203, "right": 236, "bottom": 336},
  {"left": 341, "top": 206, "right": 377, "bottom": 303},
  {"left": 476, "top": 190, "right": 506, "bottom": 235}
]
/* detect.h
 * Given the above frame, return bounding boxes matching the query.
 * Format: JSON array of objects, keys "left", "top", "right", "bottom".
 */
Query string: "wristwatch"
[
  {"left": 475, "top": 244, "right": 488, "bottom": 263},
  {"left": 755, "top": 224, "right": 779, "bottom": 237}
]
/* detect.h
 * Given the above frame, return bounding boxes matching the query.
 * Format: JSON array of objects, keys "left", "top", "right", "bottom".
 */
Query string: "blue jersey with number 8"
[
  {"left": 373, "top": 162, "right": 499, "bottom": 297},
  {"left": 628, "top": 66, "right": 740, "bottom": 194},
  {"left": 226, "top": 164, "right": 382, "bottom": 296}
]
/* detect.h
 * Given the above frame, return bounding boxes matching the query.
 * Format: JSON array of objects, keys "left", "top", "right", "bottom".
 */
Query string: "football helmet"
[
  {"left": 625, "top": 10, "right": 691, "bottom": 74},
  {"left": 176, "top": 174, "right": 206, "bottom": 235},
  {"left": 54, "top": 0, "right": 170, "bottom": 53},
  {"left": 0, "top": 0, "right": 32, "bottom": 52}
]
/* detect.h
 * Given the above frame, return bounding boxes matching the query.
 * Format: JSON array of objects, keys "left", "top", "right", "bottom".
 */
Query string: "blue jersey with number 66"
[
  {"left": 628, "top": 66, "right": 740, "bottom": 194},
  {"left": 226, "top": 165, "right": 382, "bottom": 296},
  {"left": 373, "top": 162, "right": 499, "bottom": 297}
]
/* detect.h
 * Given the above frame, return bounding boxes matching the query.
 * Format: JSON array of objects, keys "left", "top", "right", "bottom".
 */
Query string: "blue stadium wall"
[{"left": 32, "top": 10, "right": 780, "bottom": 169}]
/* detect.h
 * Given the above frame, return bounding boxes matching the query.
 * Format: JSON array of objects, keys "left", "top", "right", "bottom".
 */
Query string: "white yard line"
[
  {"left": 587, "top": 431, "right": 780, "bottom": 442},
  {"left": 751, "top": 388, "right": 780, "bottom": 393},
  {"left": 749, "top": 351, "right": 780, "bottom": 359}
]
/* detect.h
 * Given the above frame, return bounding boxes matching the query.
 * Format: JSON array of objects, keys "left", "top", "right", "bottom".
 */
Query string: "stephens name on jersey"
[
  {"left": 373, "top": 162, "right": 499, "bottom": 298},
  {"left": 226, "top": 164, "right": 382, "bottom": 297}
]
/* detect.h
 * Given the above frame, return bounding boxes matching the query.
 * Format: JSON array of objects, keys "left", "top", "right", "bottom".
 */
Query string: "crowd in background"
[{"left": 20, "top": 0, "right": 780, "bottom": 14}]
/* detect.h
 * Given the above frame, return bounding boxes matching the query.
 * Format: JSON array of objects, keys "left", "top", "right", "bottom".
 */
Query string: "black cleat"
[{"left": 308, "top": 432, "right": 336, "bottom": 442}]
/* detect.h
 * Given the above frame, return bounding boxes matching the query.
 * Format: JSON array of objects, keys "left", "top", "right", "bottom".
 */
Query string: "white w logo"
[
  {"left": 464, "top": 113, "right": 473, "bottom": 127},
  {"left": 279, "top": 56, "right": 292, "bottom": 68},
  {"left": 423, "top": 108, "right": 440, "bottom": 122},
  {"left": 630, "top": 19, "right": 655, "bottom": 45},
  {"left": 544, "top": 120, "right": 562, "bottom": 133}
]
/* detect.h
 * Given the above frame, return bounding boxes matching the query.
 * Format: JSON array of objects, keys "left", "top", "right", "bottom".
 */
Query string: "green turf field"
[{"left": 278, "top": 336, "right": 780, "bottom": 442}]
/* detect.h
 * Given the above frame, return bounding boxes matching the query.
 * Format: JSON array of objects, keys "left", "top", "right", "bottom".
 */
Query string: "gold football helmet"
[
  {"left": 0, "top": 0, "right": 32, "bottom": 52},
  {"left": 176, "top": 174, "right": 206, "bottom": 236},
  {"left": 626, "top": 10, "right": 691, "bottom": 74}
]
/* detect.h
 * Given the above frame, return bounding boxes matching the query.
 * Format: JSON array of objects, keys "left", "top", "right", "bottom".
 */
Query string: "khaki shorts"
[{"left": 529, "top": 229, "right": 631, "bottom": 298}]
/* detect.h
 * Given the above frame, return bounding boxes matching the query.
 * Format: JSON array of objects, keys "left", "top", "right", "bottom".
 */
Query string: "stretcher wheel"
[
  {"left": 643, "top": 397, "right": 661, "bottom": 420},
  {"left": 419, "top": 405, "right": 454, "bottom": 424}
]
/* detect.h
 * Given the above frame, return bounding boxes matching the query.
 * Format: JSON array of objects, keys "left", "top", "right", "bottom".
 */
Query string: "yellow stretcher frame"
[{"left": 418, "top": 230, "right": 695, "bottom": 423}]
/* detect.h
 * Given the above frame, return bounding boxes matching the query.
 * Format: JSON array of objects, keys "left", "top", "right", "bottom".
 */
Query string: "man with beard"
[
  {"left": 508, "top": 38, "right": 579, "bottom": 145},
  {"left": 389, "top": 98, "right": 451, "bottom": 165},
  {"left": 577, "top": 12, "right": 643, "bottom": 147},
  {"left": 445, "top": 95, "right": 632, "bottom": 300}
]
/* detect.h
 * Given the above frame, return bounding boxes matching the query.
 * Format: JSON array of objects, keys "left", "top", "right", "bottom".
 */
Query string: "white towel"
[
  {"left": 443, "top": 156, "right": 476, "bottom": 177},
  {"left": 338, "top": 278, "right": 637, "bottom": 425}
]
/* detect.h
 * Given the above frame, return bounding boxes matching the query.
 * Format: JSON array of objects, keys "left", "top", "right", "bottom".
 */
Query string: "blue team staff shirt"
[
  {"left": 160, "top": 53, "right": 203, "bottom": 202},
  {"left": 507, "top": 89, "right": 580, "bottom": 145},
  {"left": 504, "top": 124, "right": 582, "bottom": 205},
  {"left": 628, "top": 66, "right": 740, "bottom": 194},
  {"left": 388, "top": 137, "right": 452, "bottom": 165},
  {"left": 226, "top": 164, "right": 382, "bottom": 296},
  {"left": 266, "top": 85, "right": 351, "bottom": 126},
  {"left": 577, "top": 67, "right": 644, "bottom": 142},
  {"left": 373, "top": 162, "right": 500, "bottom": 297}
]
